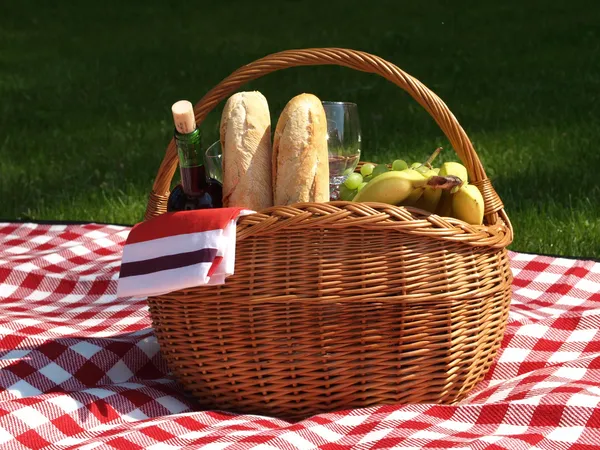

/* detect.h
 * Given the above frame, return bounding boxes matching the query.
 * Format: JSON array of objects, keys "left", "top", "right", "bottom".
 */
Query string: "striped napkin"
[{"left": 116, "top": 208, "right": 254, "bottom": 298}]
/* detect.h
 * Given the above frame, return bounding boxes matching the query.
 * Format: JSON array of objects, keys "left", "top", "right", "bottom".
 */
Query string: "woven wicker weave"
[{"left": 144, "top": 48, "right": 513, "bottom": 421}]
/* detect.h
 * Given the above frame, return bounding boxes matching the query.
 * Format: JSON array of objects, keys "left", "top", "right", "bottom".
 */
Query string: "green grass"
[{"left": 1, "top": 0, "right": 599, "bottom": 258}]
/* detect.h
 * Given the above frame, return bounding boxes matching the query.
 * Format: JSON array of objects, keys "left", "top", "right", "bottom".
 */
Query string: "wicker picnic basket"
[{"left": 144, "top": 48, "right": 513, "bottom": 421}]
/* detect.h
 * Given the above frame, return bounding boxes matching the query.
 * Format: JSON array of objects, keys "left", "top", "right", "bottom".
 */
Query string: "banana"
[
  {"left": 403, "top": 188, "right": 425, "bottom": 205},
  {"left": 439, "top": 162, "right": 468, "bottom": 184},
  {"left": 401, "top": 172, "right": 426, "bottom": 205},
  {"left": 452, "top": 184, "right": 485, "bottom": 225},
  {"left": 352, "top": 169, "right": 425, "bottom": 204},
  {"left": 405, "top": 147, "right": 444, "bottom": 208},
  {"left": 435, "top": 162, "right": 469, "bottom": 217},
  {"left": 415, "top": 185, "right": 442, "bottom": 212},
  {"left": 413, "top": 167, "right": 441, "bottom": 212},
  {"left": 353, "top": 169, "right": 462, "bottom": 205},
  {"left": 400, "top": 168, "right": 429, "bottom": 207}
]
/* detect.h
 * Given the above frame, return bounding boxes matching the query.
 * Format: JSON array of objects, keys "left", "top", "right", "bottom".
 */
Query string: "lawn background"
[{"left": 1, "top": 0, "right": 599, "bottom": 258}]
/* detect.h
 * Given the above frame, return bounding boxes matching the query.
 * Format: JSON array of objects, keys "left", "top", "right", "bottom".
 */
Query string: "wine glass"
[
  {"left": 204, "top": 140, "right": 223, "bottom": 184},
  {"left": 322, "top": 101, "right": 361, "bottom": 200}
]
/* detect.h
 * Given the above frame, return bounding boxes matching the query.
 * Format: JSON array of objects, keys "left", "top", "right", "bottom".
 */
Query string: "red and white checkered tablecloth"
[{"left": 1, "top": 222, "right": 599, "bottom": 449}]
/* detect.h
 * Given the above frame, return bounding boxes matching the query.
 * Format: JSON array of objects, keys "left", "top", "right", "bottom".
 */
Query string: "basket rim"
[{"left": 233, "top": 201, "right": 512, "bottom": 249}]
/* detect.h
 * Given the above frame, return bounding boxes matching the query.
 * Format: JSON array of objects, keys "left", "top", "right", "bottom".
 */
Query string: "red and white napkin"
[{"left": 116, "top": 207, "right": 254, "bottom": 298}]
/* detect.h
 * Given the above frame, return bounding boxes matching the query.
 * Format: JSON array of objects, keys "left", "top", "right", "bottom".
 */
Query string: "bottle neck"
[
  {"left": 175, "top": 128, "right": 203, "bottom": 168},
  {"left": 174, "top": 127, "right": 201, "bottom": 144}
]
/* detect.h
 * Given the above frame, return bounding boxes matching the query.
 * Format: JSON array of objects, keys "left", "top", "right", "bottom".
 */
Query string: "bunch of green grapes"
[{"left": 338, "top": 159, "right": 410, "bottom": 201}]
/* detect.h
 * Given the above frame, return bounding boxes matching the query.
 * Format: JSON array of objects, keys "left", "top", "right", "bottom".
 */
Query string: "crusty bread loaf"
[
  {"left": 272, "top": 93, "right": 330, "bottom": 205},
  {"left": 220, "top": 91, "right": 273, "bottom": 211}
]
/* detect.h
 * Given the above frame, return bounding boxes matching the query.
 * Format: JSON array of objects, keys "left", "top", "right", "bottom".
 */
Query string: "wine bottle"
[{"left": 169, "top": 100, "right": 223, "bottom": 211}]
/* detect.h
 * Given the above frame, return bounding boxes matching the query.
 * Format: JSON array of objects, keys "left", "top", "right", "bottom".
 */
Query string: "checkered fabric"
[{"left": 1, "top": 222, "right": 599, "bottom": 449}]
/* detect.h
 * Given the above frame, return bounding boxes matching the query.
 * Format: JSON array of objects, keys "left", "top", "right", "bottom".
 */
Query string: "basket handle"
[{"left": 146, "top": 48, "right": 507, "bottom": 226}]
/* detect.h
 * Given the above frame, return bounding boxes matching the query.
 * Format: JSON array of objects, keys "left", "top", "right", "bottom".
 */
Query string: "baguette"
[
  {"left": 272, "top": 93, "right": 330, "bottom": 205},
  {"left": 220, "top": 91, "right": 273, "bottom": 210}
]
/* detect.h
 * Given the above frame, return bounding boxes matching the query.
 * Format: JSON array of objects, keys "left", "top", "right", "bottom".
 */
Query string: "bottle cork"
[{"left": 171, "top": 100, "right": 196, "bottom": 134}]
